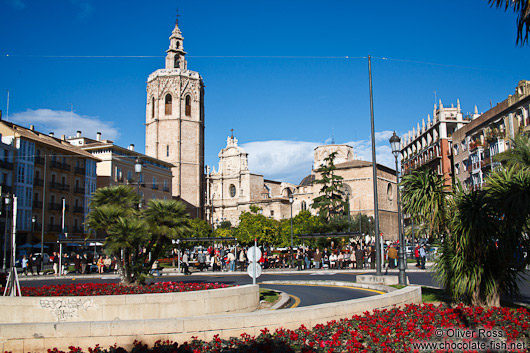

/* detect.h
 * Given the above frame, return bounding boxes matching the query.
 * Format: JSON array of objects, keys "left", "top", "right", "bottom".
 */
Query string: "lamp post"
[
  {"left": 31, "top": 215, "right": 36, "bottom": 250},
  {"left": 390, "top": 131, "right": 406, "bottom": 285},
  {"left": 135, "top": 157, "right": 143, "bottom": 209},
  {"left": 289, "top": 193, "right": 294, "bottom": 248},
  {"left": 2, "top": 193, "right": 11, "bottom": 270},
  {"left": 345, "top": 191, "right": 351, "bottom": 233}
]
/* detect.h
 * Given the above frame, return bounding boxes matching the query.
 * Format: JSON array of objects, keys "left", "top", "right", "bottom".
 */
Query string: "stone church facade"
[
  {"left": 206, "top": 138, "right": 399, "bottom": 240},
  {"left": 144, "top": 21, "right": 205, "bottom": 216}
]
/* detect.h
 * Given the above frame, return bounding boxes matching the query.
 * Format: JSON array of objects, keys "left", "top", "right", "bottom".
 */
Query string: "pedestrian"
[
  {"left": 21, "top": 255, "right": 28, "bottom": 276},
  {"left": 198, "top": 251, "right": 206, "bottom": 271},
  {"left": 388, "top": 245, "right": 398, "bottom": 269},
  {"left": 313, "top": 248, "right": 322, "bottom": 269},
  {"left": 103, "top": 256, "right": 111, "bottom": 273},
  {"left": 97, "top": 256, "right": 104, "bottom": 273},
  {"left": 81, "top": 254, "right": 88, "bottom": 274},
  {"left": 239, "top": 249, "right": 246, "bottom": 271},
  {"left": 182, "top": 251, "right": 191, "bottom": 275},
  {"left": 74, "top": 254, "right": 81, "bottom": 274},
  {"left": 414, "top": 244, "right": 420, "bottom": 267},
  {"left": 369, "top": 246, "right": 376, "bottom": 269},
  {"left": 52, "top": 252, "right": 59, "bottom": 276},
  {"left": 150, "top": 260, "right": 161, "bottom": 276},
  {"left": 304, "top": 249, "right": 311, "bottom": 270},
  {"left": 62, "top": 253, "right": 69, "bottom": 275},
  {"left": 28, "top": 253, "right": 34, "bottom": 275},
  {"left": 337, "top": 251, "right": 344, "bottom": 269},
  {"left": 35, "top": 254, "right": 42, "bottom": 275},
  {"left": 355, "top": 246, "right": 364, "bottom": 269},
  {"left": 228, "top": 250, "right": 236, "bottom": 272},
  {"left": 419, "top": 244, "right": 427, "bottom": 269}
]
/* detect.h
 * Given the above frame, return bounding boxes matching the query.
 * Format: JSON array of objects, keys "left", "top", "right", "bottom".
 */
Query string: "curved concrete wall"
[
  {"left": 0, "top": 285, "right": 259, "bottom": 323},
  {"left": 0, "top": 286, "right": 421, "bottom": 353}
]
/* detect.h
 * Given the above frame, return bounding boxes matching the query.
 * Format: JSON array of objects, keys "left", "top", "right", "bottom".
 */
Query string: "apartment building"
[
  {"left": 0, "top": 120, "right": 99, "bottom": 247},
  {"left": 452, "top": 80, "right": 530, "bottom": 189},
  {"left": 68, "top": 132, "right": 173, "bottom": 204},
  {"left": 401, "top": 100, "right": 473, "bottom": 186}
]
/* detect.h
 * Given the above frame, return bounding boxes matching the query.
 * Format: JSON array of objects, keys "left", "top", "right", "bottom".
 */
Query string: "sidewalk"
[{"left": 17, "top": 262, "right": 434, "bottom": 281}]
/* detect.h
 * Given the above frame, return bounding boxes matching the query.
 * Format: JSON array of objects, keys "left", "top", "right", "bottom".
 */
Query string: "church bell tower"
[{"left": 145, "top": 19, "right": 205, "bottom": 217}]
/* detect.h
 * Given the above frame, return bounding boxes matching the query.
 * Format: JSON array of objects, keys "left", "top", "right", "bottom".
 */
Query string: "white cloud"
[
  {"left": 241, "top": 130, "right": 397, "bottom": 184},
  {"left": 9, "top": 108, "right": 119, "bottom": 141}
]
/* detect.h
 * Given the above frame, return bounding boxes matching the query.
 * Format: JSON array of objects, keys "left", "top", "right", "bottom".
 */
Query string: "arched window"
[
  {"left": 165, "top": 94, "right": 172, "bottom": 115},
  {"left": 229, "top": 184, "right": 236, "bottom": 198},
  {"left": 174, "top": 56, "right": 180, "bottom": 69},
  {"left": 185, "top": 95, "right": 191, "bottom": 116},
  {"left": 151, "top": 97, "right": 155, "bottom": 119},
  {"left": 301, "top": 201, "right": 307, "bottom": 211},
  {"left": 176, "top": 41, "right": 180, "bottom": 49},
  {"left": 387, "top": 183, "right": 393, "bottom": 201}
]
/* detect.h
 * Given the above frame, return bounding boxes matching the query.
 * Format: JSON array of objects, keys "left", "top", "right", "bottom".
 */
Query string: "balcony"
[
  {"left": 0, "top": 159, "right": 14, "bottom": 169},
  {"left": 34, "top": 156, "right": 44, "bottom": 165},
  {"left": 74, "top": 186, "right": 85, "bottom": 194},
  {"left": 49, "top": 202, "right": 69, "bottom": 211},
  {"left": 50, "top": 160, "right": 71, "bottom": 171},
  {"left": 33, "top": 200, "right": 42, "bottom": 208},
  {"left": 469, "top": 141, "right": 484, "bottom": 152},
  {"left": 50, "top": 182, "right": 70, "bottom": 192},
  {"left": 47, "top": 224, "right": 62, "bottom": 232},
  {"left": 34, "top": 178, "right": 44, "bottom": 187},
  {"left": 61, "top": 163, "right": 71, "bottom": 171},
  {"left": 74, "top": 166, "right": 85, "bottom": 175},
  {"left": 73, "top": 206, "right": 84, "bottom": 214}
]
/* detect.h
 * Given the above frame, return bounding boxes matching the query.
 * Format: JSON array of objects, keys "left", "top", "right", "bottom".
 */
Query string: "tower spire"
[{"left": 165, "top": 15, "right": 187, "bottom": 70}]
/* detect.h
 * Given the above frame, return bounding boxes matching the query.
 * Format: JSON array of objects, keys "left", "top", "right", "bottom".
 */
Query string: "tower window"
[
  {"left": 229, "top": 184, "right": 236, "bottom": 198},
  {"left": 185, "top": 95, "right": 191, "bottom": 116},
  {"left": 165, "top": 94, "right": 172, "bottom": 115},
  {"left": 151, "top": 97, "right": 155, "bottom": 119},
  {"left": 176, "top": 41, "right": 180, "bottom": 49},
  {"left": 174, "top": 56, "right": 180, "bottom": 69}
]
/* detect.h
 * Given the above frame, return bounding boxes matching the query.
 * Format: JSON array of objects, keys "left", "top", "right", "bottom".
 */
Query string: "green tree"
[
  {"left": 436, "top": 167, "right": 530, "bottom": 307},
  {"left": 278, "top": 210, "right": 324, "bottom": 246},
  {"left": 311, "top": 152, "right": 346, "bottom": 221},
  {"left": 401, "top": 169, "right": 449, "bottom": 240},
  {"left": 488, "top": 0, "right": 530, "bottom": 46},
  {"left": 188, "top": 218, "right": 213, "bottom": 238},
  {"left": 234, "top": 211, "right": 280, "bottom": 245}
]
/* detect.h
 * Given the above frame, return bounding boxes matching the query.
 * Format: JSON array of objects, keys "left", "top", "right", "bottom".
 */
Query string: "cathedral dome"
[{"left": 299, "top": 174, "right": 315, "bottom": 186}]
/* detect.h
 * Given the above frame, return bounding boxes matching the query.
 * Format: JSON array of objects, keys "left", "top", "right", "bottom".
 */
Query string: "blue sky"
[{"left": 1, "top": 0, "right": 529, "bottom": 184}]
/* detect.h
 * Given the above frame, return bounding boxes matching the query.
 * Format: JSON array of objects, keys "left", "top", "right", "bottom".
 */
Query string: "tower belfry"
[{"left": 145, "top": 19, "right": 205, "bottom": 217}]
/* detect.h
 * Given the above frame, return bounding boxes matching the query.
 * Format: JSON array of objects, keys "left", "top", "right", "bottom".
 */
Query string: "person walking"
[
  {"left": 97, "top": 256, "right": 104, "bottom": 274},
  {"left": 414, "top": 244, "right": 421, "bottom": 267},
  {"left": 198, "top": 251, "right": 206, "bottom": 272},
  {"left": 52, "top": 252, "right": 59, "bottom": 276},
  {"left": 419, "top": 244, "right": 427, "bottom": 269},
  {"left": 35, "top": 254, "right": 42, "bottom": 275},
  {"left": 313, "top": 248, "right": 322, "bottom": 269},
  {"left": 28, "top": 253, "right": 35, "bottom": 275},
  {"left": 81, "top": 254, "right": 88, "bottom": 274},
  {"left": 182, "top": 251, "right": 191, "bottom": 275},
  {"left": 21, "top": 255, "right": 28, "bottom": 276},
  {"left": 388, "top": 245, "right": 398, "bottom": 269},
  {"left": 228, "top": 250, "right": 236, "bottom": 272},
  {"left": 355, "top": 246, "right": 364, "bottom": 269},
  {"left": 103, "top": 256, "right": 111, "bottom": 273}
]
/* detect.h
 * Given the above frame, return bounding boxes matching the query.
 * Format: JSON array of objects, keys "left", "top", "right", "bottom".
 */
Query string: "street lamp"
[
  {"left": 32, "top": 215, "right": 36, "bottom": 249},
  {"left": 289, "top": 193, "right": 294, "bottom": 248},
  {"left": 135, "top": 157, "right": 143, "bottom": 208},
  {"left": 390, "top": 131, "right": 406, "bottom": 285},
  {"left": 2, "top": 193, "right": 11, "bottom": 270}
]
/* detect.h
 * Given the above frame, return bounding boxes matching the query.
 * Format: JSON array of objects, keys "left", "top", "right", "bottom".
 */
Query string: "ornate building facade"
[
  {"left": 144, "top": 21, "right": 205, "bottom": 216},
  {"left": 206, "top": 138, "right": 399, "bottom": 240}
]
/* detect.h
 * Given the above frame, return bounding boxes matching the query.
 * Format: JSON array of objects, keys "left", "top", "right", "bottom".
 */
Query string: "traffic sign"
[
  {"left": 247, "top": 263, "right": 262, "bottom": 278},
  {"left": 247, "top": 246, "right": 262, "bottom": 262}
]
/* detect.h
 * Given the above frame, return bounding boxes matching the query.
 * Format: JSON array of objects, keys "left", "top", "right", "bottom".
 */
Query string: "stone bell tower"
[{"left": 145, "top": 19, "right": 205, "bottom": 217}]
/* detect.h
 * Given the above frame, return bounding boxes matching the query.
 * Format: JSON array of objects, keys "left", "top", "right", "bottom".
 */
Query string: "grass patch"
[
  {"left": 421, "top": 286, "right": 452, "bottom": 303},
  {"left": 260, "top": 288, "right": 280, "bottom": 303}
]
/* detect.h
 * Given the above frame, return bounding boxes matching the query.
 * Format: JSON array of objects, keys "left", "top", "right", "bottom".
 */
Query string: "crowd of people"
[{"left": 19, "top": 252, "right": 119, "bottom": 276}]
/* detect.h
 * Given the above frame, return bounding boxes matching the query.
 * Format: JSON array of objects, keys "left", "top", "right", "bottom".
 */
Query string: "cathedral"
[
  {"left": 145, "top": 19, "right": 205, "bottom": 217},
  {"left": 146, "top": 20, "right": 398, "bottom": 239}
]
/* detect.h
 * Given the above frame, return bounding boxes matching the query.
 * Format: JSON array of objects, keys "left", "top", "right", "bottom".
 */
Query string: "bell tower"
[{"left": 145, "top": 19, "right": 205, "bottom": 217}]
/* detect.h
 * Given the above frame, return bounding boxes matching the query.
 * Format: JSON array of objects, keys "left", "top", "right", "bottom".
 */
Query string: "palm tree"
[
  {"left": 142, "top": 199, "right": 191, "bottom": 269},
  {"left": 107, "top": 217, "right": 147, "bottom": 284},
  {"left": 494, "top": 133, "right": 530, "bottom": 169},
  {"left": 90, "top": 185, "right": 141, "bottom": 210},
  {"left": 436, "top": 167, "right": 530, "bottom": 307},
  {"left": 488, "top": 0, "right": 530, "bottom": 46},
  {"left": 400, "top": 169, "right": 449, "bottom": 240}
]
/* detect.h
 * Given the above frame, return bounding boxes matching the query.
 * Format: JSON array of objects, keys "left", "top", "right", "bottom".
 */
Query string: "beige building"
[
  {"left": 205, "top": 136, "right": 296, "bottom": 226},
  {"left": 0, "top": 121, "right": 99, "bottom": 247},
  {"left": 206, "top": 138, "right": 399, "bottom": 239},
  {"left": 68, "top": 132, "right": 173, "bottom": 205},
  {"left": 144, "top": 20, "right": 205, "bottom": 216},
  {"left": 452, "top": 80, "right": 530, "bottom": 189}
]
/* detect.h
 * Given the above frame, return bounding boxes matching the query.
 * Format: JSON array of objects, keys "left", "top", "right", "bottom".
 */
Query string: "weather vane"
[
  {"left": 230, "top": 128, "right": 234, "bottom": 138},
  {"left": 175, "top": 8, "right": 181, "bottom": 25}
]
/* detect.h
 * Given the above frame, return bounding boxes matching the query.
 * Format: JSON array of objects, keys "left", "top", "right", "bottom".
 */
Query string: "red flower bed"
[
  {"left": 21, "top": 282, "right": 230, "bottom": 296},
  {"left": 15, "top": 304, "right": 530, "bottom": 352}
]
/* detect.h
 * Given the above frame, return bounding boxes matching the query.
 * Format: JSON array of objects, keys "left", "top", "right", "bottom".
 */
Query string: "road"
[{"left": 18, "top": 269, "right": 530, "bottom": 306}]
